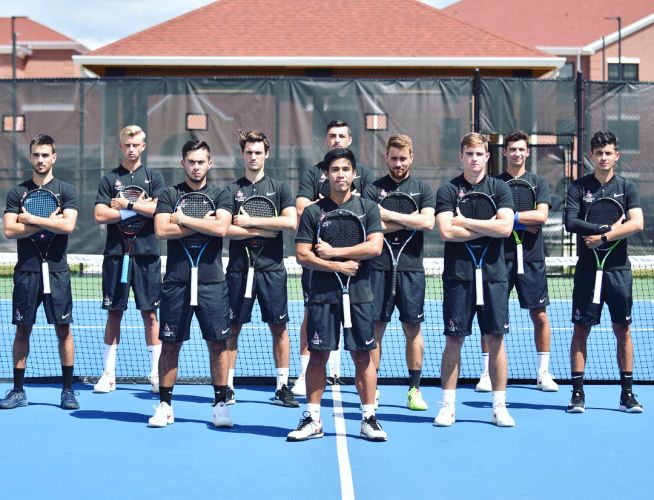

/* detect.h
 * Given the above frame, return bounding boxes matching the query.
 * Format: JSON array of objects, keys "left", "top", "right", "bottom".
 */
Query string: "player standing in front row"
[
  {"left": 363, "top": 134, "right": 435, "bottom": 410},
  {"left": 149, "top": 140, "right": 233, "bottom": 428},
  {"left": 564, "top": 131, "right": 644, "bottom": 413},
  {"left": 475, "top": 130, "right": 558, "bottom": 392},
  {"left": 225, "top": 130, "right": 298, "bottom": 407},
  {"left": 434, "top": 133, "right": 515, "bottom": 427},
  {"left": 287, "top": 148, "right": 387, "bottom": 442},
  {"left": 93, "top": 125, "right": 164, "bottom": 394},
  {"left": 1, "top": 134, "right": 80, "bottom": 410}
]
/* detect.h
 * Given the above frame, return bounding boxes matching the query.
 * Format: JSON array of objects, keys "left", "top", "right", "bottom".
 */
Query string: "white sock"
[
  {"left": 276, "top": 367, "right": 289, "bottom": 390},
  {"left": 103, "top": 344, "right": 118, "bottom": 375},
  {"left": 442, "top": 389, "right": 456, "bottom": 404},
  {"left": 361, "top": 404, "right": 375, "bottom": 420},
  {"left": 537, "top": 352, "right": 550, "bottom": 373},
  {"left": 492, "top": 391, "right": 507, "bottom": 406},
  {"left": 481, "top": 353, "right": 489, "bottom": 374},
  {"left": 329, "top": 348, "right": 341, "bottom": 378},
  {"left": 299, "top": 355, "right": 310, "bottom": 377},
  {"left": 147, "top": 344, "right": 161, "bottom": 380},
  {"left": 307, "top": 403, "right": 321, "bottom": 422},
  {"left": 228, "top": 368, "right": 235, "bottom": 389}
]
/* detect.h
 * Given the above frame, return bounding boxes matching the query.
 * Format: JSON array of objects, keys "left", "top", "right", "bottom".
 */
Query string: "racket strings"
[
  {"left": 23, "top": 191, "right": 58, "bottom": 217},
  {"left": 121, "top": 186, "right": 146, "bottom": 203},
  {"left": 510, "top": 185, "right": 536, "bottom": 212},
  {"left": 319, "top": 218, "right": 365, "bottom": 248},
  {"left": 177, "top": 193, "right": 214, "bottom": 249},
  {"left": 241, "top": 198, "right": 276, "bottom": 218},
  {"left": 459, "top": 197, "right": 496, "bottom": 220},
  {"left": 586, "top": 201, "right": 623, "bottom": 225},
  {"left": 381, "top": 196, "right": 417, "bottom": 215}
]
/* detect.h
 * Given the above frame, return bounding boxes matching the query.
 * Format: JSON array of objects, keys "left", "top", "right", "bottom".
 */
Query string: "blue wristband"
[{"left": 513, "top": 213, "right": 526, "bottom": 230}]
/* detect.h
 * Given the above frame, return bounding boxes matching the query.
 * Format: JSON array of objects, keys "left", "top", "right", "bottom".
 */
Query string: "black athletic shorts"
[
  {"left": 442, "top": 279, "right": 509, "bottom": 337},
  {"left": 369, "top": 269, "right": 425, "bottom": 324},
  {"left": 307, "top": 301, "right": 375, "bottom": 352},
  {"left": 159, "top": 281, "right": 231, "bottom": 343},
  {"left": 572, "top": 268, "right": 633, "bottom": 326},
  {"left": 102, "top": 255, "right": 161, "bottom": 311},
  {"left": 227, "top": 270, "right": 289, "bottom": 325},
  {"left": 506, "top": 259, "right": 550, "bottom": 309},
  {"left": 12, "top": 270, "right": 73, "bottom": 326},
  {"left": 301, "top": 267, "right": 311, "bottom": 305}
]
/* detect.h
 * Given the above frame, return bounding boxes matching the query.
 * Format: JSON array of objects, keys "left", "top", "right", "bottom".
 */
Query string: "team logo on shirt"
[
  {"left": 103, "top": 295, "right": 113, "bottom": 307},
  {"left": 235, "top": 190, "right": 246, "bottom": 202},
  {"left": 379, "top": 189, "right": 387, "bottom": 200},
  {"left": 311, "top": 331, "right": 322, "bottom": 345},
  {"left": 458, "top": 189, "right": 466, "bottom": 199},
  {"left": 584, "top": 191, "right": 594, "bottom": 203},
  {"left": 161, "top": 323, "right": 175, "bottom": 338},
  {"left": 319, "top": 172, "right": 327, "bottom": 184},
  {"left": 114, "top": 179, "right": 124, "bottom": 192}
]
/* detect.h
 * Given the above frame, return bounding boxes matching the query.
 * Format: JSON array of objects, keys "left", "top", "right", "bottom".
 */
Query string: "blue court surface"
[{"left": 1, "top": 381, "right": 652, "bottom": 499}]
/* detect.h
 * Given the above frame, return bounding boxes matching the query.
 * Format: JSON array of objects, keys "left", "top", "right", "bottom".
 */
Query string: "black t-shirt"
[
  {"left": 565, "top": 174, "right": 640, "bottom": 271},
  {"left": 5, "top": 178, "right": 78, "bottom": 273},
  {"left": 155, "top": 183, "right": 232, "bottom": 284},
  {"left": 296, "top": 160, "right": 375, "bottom": 200},
  {"left": 95, "top": 164, "right": 165, "bottom": 257},
  {"left": 496, "top": 171, "right": 551, "bottom": 262},
  {"left": 224, "top": 176, "right": 294, "bottom": 272},
  {"left": 295, "top": 195, "right": 382, "bottom": 304},
  {"left": 362, "top": 174, "right": 435, "bottom": 271},
  {"left": 435, "top": 174, "right": 514, "bottom": 282}
]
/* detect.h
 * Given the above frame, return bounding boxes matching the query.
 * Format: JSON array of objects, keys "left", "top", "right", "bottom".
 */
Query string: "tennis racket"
[
  {"left": 506, "top": 178, "right": 536, "bottom": 275},
  {"left": 239, "top": 195, "right": 277, "bottom": 299},
  {"left": 116, "top": 185, "right": 148, "bottom": 284},
  {"left": 317, "top": 209, "right": 366, "bottom": 328},
  {"left": 176, "top": 192, "right": 215, "bottom": 306},
  {"left": 457, "top": 192, "right": 497, "bottom": 306},
  {"left": 585, "top": 197, "right": 624, "bottom": 304},
  {"left": 380, "top": 192, "right": 418, "bottom": 296},
  {"left": 21, "top": 188, "right": 60, "bottom": 294}
]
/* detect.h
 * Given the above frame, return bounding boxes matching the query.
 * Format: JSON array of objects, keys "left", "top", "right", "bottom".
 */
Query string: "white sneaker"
[
  {"left": 492, "top": 402, "right": 515, "bottom": 427},
  {"left": 149, "top": 376, "right": 160, "bottom": 394},
  {"left": 475, "top": 372, "right": 492, "bottom": 392},
  {"left": 537, "top": 371, "right": 559, "bottom": 392},
  {"left": 291, "top": 375, "right": 306, "bottom": 397},
  {"left": 212, "top": 402, "right": 233, "bottom": 428},
  {"left": 93, "top": 372, "right": 116, "bottom": 393},
  {"left": 360, "top": 416, "right": 387, "bottom": 442},
  {"left": 286, "top": 412, "right": 323, "bottom": 441},
  {"left": 433, "top": 401, "right": 456, "bottom": 427},
  {"left": 148, "top": 402, "right": 174, "bottom": 427}
]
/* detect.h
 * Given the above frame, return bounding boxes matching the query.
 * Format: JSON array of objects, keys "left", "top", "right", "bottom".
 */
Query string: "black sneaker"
[
  {"left": 60, "top": 388, "right": 80, "bottom": 410},
  {"left": 619, "top": 391, "right": 644, "bottom": 413},
  {"left": 566, "top": 390, "right": 585, "bottom": 413},
  {"left": 274, "top": 384, "right": 299, "bottom": 408},
  {"left": 226, "top": 387, "right": 235, "bottom": 405}
]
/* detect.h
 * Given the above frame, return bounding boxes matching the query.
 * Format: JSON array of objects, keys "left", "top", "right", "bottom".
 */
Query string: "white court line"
[{"left": 331, "top": 384, "right": 355, "bottom": 500}]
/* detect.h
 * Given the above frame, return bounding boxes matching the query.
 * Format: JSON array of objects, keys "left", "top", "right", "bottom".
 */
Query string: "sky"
[{"left": 1, "top": 0, "right": 458, "bottom": 50}]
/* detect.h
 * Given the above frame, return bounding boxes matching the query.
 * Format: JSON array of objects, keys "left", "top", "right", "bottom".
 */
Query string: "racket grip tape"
[
  {"left": 475, "top": 268, "right": 484, "bottom": 306},
  {"left": 516, "top": 244, "right": 525, "bottom": 275},
  {"left": 592, "top": 269, "right": 603, "bottom": 304},
  {"left": 342, "top": 292, "right": 353, "bottom": 329},
  {"left": 244, "top": 267, "right": 255, "bottom": 299},
  {"left": 391, "top": 266, "right": 398, "bottom": 297},
  {"left": 41, "top": 262, "right": 51, "bottom": 294},
  {"left": 120, "top": 254, "right": 130, "bottom": 284},
  {"left": 190, "top": 267, "right": 199, "bottom": 306}
]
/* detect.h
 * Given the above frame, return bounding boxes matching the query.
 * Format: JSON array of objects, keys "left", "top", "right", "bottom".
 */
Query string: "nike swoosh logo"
[
  {"left": 144, "top": 180, "right": 150, "bottom": 183},
  {"left": 279, "top": 314, "right": 287, "bottom": 320},
  {"left": 365, "top": 338, "right": 375, "bottom": 345},
  {"left": 613, "top": 193, "right": 623, "bottom": 198},
  {"left": 539, "top": 297, "right": 547, "bottom": 303},
  {"left": 409, "top": 192, "right": 420, "bottom": 196},
  {"left": 266, "top": 192, "right": 276, "bottom": 196},
  {"left": 154, "top": 300, "right": 161, "bottom": 306},
  {"left": 417, "top": 313, "right": 424, "bottom": 318},
  {"left": 503, "top": 324, "right": 510, "bottom": 329},
  {"left": 222, "top": 328, "right": 230, "bottom": 334},
  {"left": 61, "top": 313, "right": 71, "bottom": 319},
  {"left": 625, "top": 316, "right": 631, "bottom": 321},
  {"left": 358, "top": 214, "right": 365, "bottom": 219}
]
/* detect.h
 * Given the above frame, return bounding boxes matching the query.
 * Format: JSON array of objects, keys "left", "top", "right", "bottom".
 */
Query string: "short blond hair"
[
  {"left": 460, "top": 132, "right": 488, "bottom": 153},
  {"left": 387, "top": 134, "right": 413, "bottom": 155},
  {"left": 119, "top": 125, "right": 145, "bottom": 143}
]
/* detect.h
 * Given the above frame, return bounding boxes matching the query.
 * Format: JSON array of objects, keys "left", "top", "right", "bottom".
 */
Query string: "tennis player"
[
  {"left": 149, "top": 140, "right": 233, "bottom": 428},
  {"left": 93, "top": 125, "right": 164, "bottom": 394},
  {"left": 434, "top": 132, "right": 515, "bottom": 427},
  {"left": 287, "top": 148, "right": 387, "bottom": 442},
  {"left": 475, "top": 130, "right": 558, "bottom": 393},
  {"left": 293, "top": 120, "right": 375, "bottom": 394},
  {"left": 564, "top": 131, "right": 644, "bottom": 413},
  {"left": 1, "top": 134, "right": 80, "bottom": 410},
  {"left": 363, "top": 134, "right": 435, "bottom": 410},
  {"left": 225, "top": 130, "right": 298, "bottom": 408}
]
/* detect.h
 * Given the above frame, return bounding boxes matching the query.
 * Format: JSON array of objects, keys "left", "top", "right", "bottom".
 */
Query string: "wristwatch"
[
  {"left": 601, "top": 234, "right": 608, "bottom": 244},
  {"left": 127, "top": 202, "right": 134, "bottom": 211}
]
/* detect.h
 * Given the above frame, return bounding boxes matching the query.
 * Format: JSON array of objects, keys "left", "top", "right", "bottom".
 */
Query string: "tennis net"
[{"left": 1, "top": 254, "right": 652, "bottom": 384}]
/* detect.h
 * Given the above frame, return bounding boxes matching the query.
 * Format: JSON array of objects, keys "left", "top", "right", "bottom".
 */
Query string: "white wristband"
[{"left": 119, "top": 209, "right": 137, "bottom": 220}]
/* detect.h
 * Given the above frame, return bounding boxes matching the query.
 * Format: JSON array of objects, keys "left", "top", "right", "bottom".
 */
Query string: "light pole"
[
  {"left": 11, "top": 16, "right": 27, "bottom": 171},
  {"left": 605, "top": 16, "right": 622, "bottom": 80}
]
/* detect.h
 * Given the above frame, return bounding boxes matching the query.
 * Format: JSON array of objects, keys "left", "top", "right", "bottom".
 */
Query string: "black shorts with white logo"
[
  {"left": 369, "top": 269, "right": 425, "bottom": 323},
  {"left": 572, "top": 268, "right": 632, "bottom": 326},
  {"left": 306, "top": 301, "right": 375, "bottom": 352},
  {"left": 102, "top": 255, "right": 161, "bottom": 311},
  {"left": 159, "top": 281, "right": 231, "bottom": 343},
  {"left": 442, "top": 279, "right": 509, "bottom": 337},
  {"left": 226, "top": 270, "right": 289, "bottom": 325},
  {"left": 506, "top": 259, "right": 550, "bottom": 309},
  {"left": 12, "top": 270, "right": 73, "bottom": 326}
]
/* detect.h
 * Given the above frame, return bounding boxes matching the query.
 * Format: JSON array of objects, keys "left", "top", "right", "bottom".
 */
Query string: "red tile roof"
[
  {"left": 0, "top": 17, "right": 78, "bottom": 45},
  {"left": 89, "top": 0, "right": 550, "bottom": 58},
  {"left": 444, "top": 0, "right": 654, "bottom": 48}
]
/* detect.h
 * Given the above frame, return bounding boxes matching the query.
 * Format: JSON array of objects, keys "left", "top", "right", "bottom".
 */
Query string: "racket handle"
[
  {"left": 120, "top": 254, "right": 130, "bottom": 284},
  {"left": 475, "top": 268, "right": 484, "bottom": 306},
  {"left": 41, "top": 262, "right": 51, "bottom": 294},
  {"left": 516, "top": 244, "right": 525, "bottom": 275},
  {"left": 244, "top": 267, "right": 255, "bottom": 299},
  {"left": 391, "top": 265, "right": 398, "bottom": 297},
  {"left": 190, "top": 267, "right": 199, "bottom": 306},
  {"left": 342, "top": 292, "right": 352, "bottom": 329},
  {"left": 592, "top": 269, "right": 603, "bottom": 304}
]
